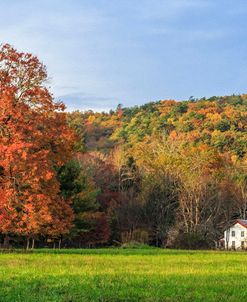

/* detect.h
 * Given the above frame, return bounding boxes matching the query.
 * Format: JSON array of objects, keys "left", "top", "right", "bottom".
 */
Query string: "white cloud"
[
  {"left": 0, "top": 0, "right": 246, "bottom": 111},
  {"left": 57, "top": 92, "right": 118, "bottom": 112},
  {"left": 0, "top": 2, "right": 115, "bottom": 110}
]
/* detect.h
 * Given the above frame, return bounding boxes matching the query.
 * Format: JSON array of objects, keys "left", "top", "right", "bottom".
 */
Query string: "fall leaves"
[
  {"left": 0, "top": 44, "right": 74, "bottom": 240},
  {"left": 66, "top": 93, "right": 247, "bottom": 248},
  {"left": 2, "top": 43, "right": 247, "bottom": 249}
]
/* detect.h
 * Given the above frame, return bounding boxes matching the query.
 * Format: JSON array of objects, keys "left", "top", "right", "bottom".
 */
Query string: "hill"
[
  {"left": 69, "top": 94, "right": 247, "bottom": 158},
  {"left": 66, "top": 95, "right": 247, "bottom": 248}
]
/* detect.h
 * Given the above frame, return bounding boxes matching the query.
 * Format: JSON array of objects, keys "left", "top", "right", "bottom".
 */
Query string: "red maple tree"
[{"left": 0, "top": 44, "right": 74, "bottom": 245}]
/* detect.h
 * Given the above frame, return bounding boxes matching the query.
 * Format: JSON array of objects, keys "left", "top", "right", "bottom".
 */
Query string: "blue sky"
[{"left": 1, "top": 0, "right": 247, "bottom": 111}]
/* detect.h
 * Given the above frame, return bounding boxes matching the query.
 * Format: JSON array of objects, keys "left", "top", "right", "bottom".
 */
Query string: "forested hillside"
[
  {"left": 1, "top": 43, "right": 247, "bottom": 249},
  {"left": 67, "top": 95, "right": 247, "bottom": 248}
]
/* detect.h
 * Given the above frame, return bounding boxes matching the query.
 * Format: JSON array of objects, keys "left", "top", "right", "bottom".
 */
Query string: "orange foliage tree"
[{"left": 0, "top": 44, "right": 74, "bottom": 246}]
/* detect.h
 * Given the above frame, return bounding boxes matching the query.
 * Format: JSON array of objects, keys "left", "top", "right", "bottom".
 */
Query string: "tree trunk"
[
  {"left": 26, "top": 238, "right": 30, "bottom": 250},
  {"left": 226, "top": 228, "right": 230, "bottom": 250},
  {"left": 3, "top": 235, "right": 10, "bottom": 249},
  {"left": 58, "top": 238, "right": 62, "bottom": 249},
  {"left": 31, "top": 238, "right": 35, "bottom": 249}
]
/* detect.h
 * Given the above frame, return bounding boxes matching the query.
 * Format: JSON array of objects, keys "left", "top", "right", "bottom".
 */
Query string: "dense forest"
[
  {"left": 1, "top": 44, "right": 247, "bottom": 249},
  {"left": 67, "top": 94, "right": 247, "bottom": 249}
]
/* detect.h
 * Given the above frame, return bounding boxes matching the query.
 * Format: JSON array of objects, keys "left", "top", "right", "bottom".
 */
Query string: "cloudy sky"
[{"left": 1, "top": 0, "right": 247, "bottom": 111}]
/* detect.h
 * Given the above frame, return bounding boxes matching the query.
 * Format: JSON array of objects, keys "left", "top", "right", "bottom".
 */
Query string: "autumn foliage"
[
  {"left": 0, "top": 44, "right": 74, "bottom": 244},
  {"left": 67, "top": 94, "right": 247, "bottom": 248},
  {"left": 2, "top": 43, "right": 247, "bottom": 249}
]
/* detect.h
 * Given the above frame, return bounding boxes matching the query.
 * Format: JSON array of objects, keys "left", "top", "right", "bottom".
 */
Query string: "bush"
[
  {"left": 173, "top": 232, "right": 211, "bottom": 250},
  {"left": 121, "top": 229, "right": 149, "bottom": 245},
  {"left": 121, "top": 242, "right": 152, "bottom": 249}
]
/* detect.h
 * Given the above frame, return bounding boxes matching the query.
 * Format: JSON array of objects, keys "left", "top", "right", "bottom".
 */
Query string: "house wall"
[{"left": 224, "top": 223, "right": 247, "bottom": 249}]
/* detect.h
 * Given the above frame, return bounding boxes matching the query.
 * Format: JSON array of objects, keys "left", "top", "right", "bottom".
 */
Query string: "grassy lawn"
[{"left": 0, "top": 248, "right": 247, "bottom": 302}]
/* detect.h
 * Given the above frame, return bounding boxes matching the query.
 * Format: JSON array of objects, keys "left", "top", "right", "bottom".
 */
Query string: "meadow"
[{"left": 0, "top": 248, "right": 247, "bottom": 302}]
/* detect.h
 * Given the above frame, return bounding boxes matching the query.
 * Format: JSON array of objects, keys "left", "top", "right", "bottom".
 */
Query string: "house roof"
[{"left": 235, "top": 219, "right": 247, "bottom": 229}]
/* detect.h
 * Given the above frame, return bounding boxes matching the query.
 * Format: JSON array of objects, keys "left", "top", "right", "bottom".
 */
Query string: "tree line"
[{"left": 0, "top": 44, "right": 246, "bottom": 249}]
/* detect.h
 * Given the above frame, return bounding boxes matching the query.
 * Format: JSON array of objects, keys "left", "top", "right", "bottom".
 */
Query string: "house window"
[
  {"left": 232, "top": 231, "right": 235, "bottom": 237},
  {"left": 241, "top": 231, "right": 245, "bottom": 237},
  {"left": 241, "top": 241, "right": 245, "bottom": 249},
  {"left": 232, "top": 241, "right": 235, "bottom": 248}
]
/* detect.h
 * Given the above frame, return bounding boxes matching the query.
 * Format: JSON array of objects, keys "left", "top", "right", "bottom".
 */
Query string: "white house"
[{"left": 221, "top": 219, "right": 247, "bottom": 250}]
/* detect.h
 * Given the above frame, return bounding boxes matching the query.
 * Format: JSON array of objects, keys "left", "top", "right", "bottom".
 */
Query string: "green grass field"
[{"left": 0, "top": 248, "right": 247, "bottom": 302}]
